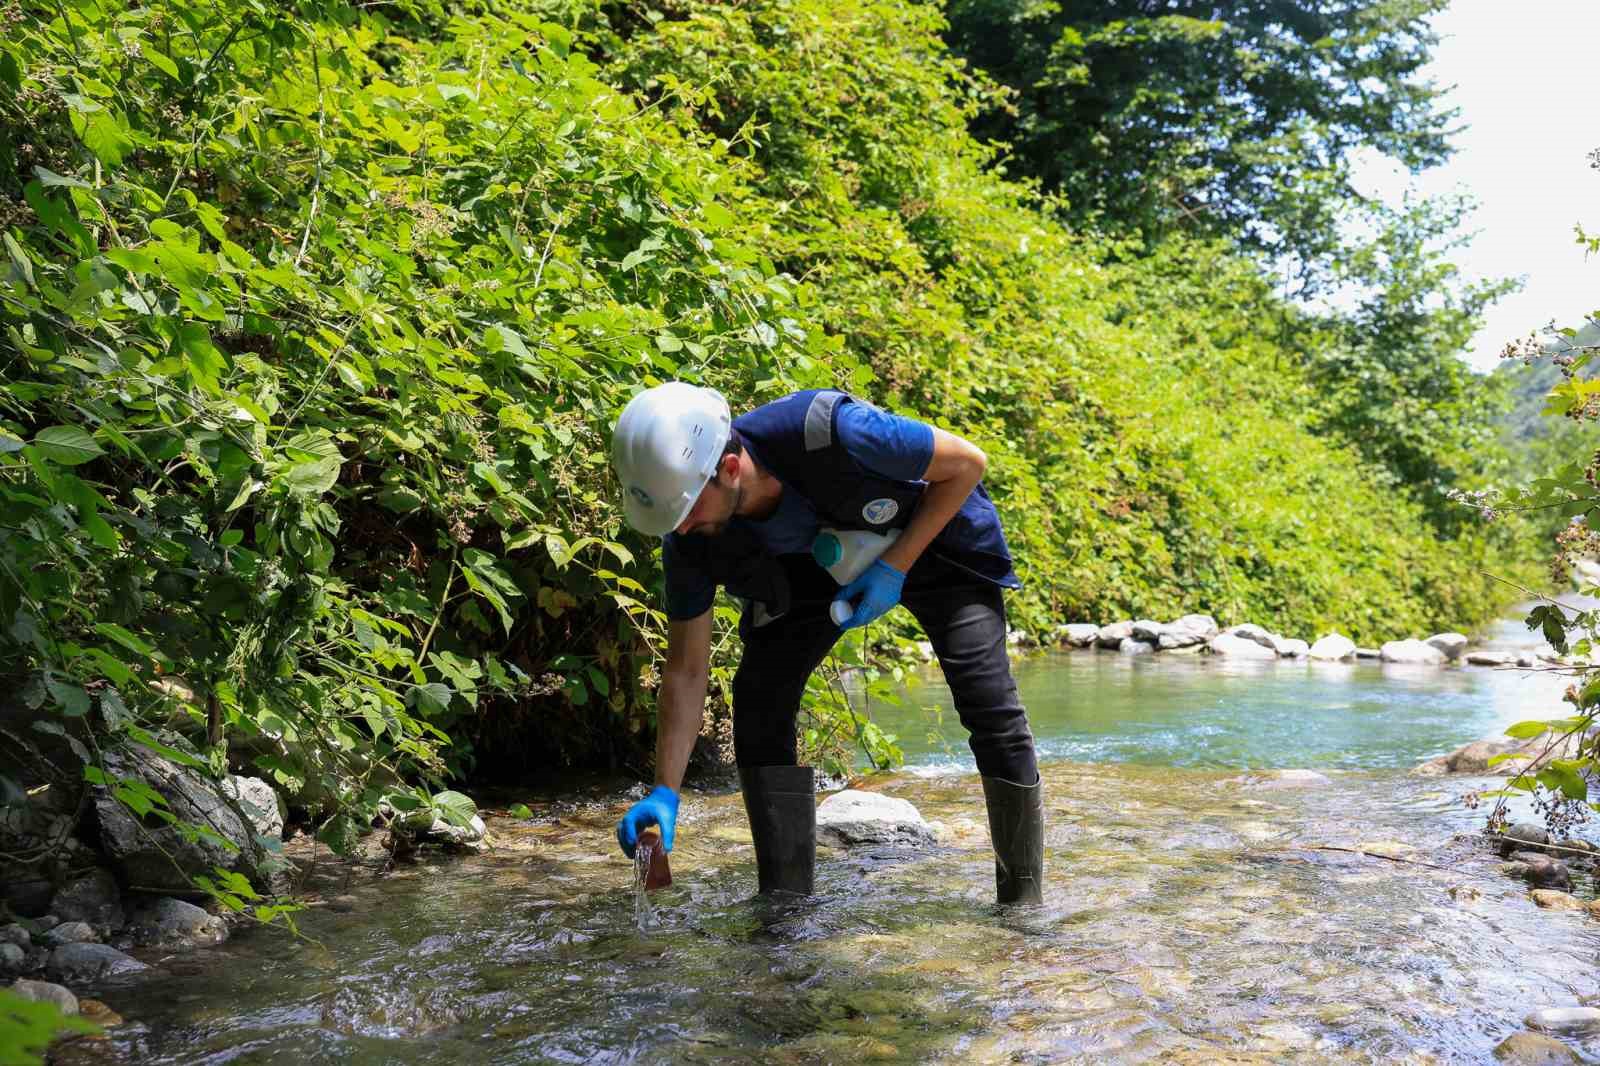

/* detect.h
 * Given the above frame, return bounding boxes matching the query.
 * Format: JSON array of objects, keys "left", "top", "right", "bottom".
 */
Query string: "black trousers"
[{"left": 731, "top": 552, "right": 1039, "bottom": 784}]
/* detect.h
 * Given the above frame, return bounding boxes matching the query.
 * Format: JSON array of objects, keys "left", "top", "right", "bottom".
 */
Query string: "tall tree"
[{"left": 944, "top": 0, "right": 1454, "bottom": 276}]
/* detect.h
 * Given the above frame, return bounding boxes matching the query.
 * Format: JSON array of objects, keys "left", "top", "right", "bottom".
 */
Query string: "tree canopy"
[{"left": 944, "top": 0, "right": 1454, "bottom": 271}]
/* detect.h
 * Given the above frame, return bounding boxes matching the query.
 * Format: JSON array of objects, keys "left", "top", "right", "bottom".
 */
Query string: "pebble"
[
  {"left": 1356, "top": 840, "right": 1416, "bottom": 860},
  {"left": 79, "top": 998, "right": 125, "bottom": 1027},
  {"left": 1493, "top": 1031, "right": 1581, "bottom": 1064},
  {"left": 1524, "top": 1007, "right": 1600, "bottom": 1035},
  {"left": 0, "top": 942, "right": 25, "bottom": 971},
  {"left": 1530, "top": 890, "right": 1585, "bottom": 911},
  {"left": 0, "top": 924, "right": 29, "bottom": 948}
]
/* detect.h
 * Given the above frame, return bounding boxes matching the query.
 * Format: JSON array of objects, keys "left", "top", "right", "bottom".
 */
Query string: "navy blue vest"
[{"left": 668, "top": 390, "right": 1019, "bottom": 620}]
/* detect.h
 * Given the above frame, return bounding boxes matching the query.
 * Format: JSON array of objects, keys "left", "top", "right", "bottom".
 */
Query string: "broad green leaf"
[
  {"left": 1503, "top": 720, "right": 1551, "bottom": 740},
  {"left": 81, "top": 111, "right": 135, "bottom": 166},
  {"left": 283, "top": 456, "right": 342, "bottom": 495},
  {"left": 32, "top": 425, "right": 104, "bottom": 466},
  {"left": 93, "top": 622, "right": 154, "bottom": 656},
  {"left": 432, "top": 789, "right": 478, "bottom": 828},
  {"left": 33, "top": 165, "right": 92, "bottom": 189},
  {"left": 409, "top": 682, "right": 452, "bottom": 716},
  {"left": 147, "top": 50, "right": 180, "bottom": 80},
  {"left": 3, "top": 233, "right": 34, "bottom": 286}
]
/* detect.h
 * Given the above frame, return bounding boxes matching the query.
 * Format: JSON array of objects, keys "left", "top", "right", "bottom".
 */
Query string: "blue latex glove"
[
  {"left": 834, "top": 558, "right": 907, "bottom": 630},
  {"left": 617, "top": 784, "right": 679, "bottom": 858}
]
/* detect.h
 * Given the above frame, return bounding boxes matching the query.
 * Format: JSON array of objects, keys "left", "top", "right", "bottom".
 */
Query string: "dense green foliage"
[
  {"left": 1477, "top": 159, "right": 1599, "bottom": 837},
  {"left": 942, "top": 0, "right": 1453, "bottom": 270},
  {"left": 0, "top": 0, "right": 1526, "bottom": 857}
]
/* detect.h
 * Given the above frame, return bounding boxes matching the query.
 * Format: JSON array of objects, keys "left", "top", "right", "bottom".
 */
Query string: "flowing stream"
[{"left": 64, "top": 615, "right": 1600, "bottom": 1064}]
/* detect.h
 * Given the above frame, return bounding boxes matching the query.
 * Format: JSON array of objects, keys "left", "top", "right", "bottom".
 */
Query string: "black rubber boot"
[
  {"left": 981, "top": 774, "right": 1044, "bottom": 905},
  {"left": 739, "top": 765, "right": 816, "bottom": 896}
]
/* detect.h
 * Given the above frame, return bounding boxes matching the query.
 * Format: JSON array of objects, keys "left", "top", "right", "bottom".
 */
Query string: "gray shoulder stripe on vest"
[{"left": 804, "top": 391, "right": 843, "bottom": 451}]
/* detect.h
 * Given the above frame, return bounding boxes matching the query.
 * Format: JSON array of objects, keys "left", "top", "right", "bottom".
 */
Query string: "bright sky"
[{"left": 1349, "top": 0, "right": 1600, "bottom": 371}]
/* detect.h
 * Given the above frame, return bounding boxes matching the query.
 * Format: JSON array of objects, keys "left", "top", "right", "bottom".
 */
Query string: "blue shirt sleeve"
[
  {"left": 661, "top": 534, "right": 716, "bottom": 620},
  {"left": 835, "top": 401, "right": 935, "bottom": 481}
]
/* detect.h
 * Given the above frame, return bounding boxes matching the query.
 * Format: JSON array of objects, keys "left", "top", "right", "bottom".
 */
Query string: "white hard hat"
[{"left": 612, "top": 382, "right": 732, "bottom": 536}]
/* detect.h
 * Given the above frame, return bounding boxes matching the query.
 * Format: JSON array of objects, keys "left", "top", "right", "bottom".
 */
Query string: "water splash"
[{"left": 633, "top": 834, "right": 660, "bottom": 931}]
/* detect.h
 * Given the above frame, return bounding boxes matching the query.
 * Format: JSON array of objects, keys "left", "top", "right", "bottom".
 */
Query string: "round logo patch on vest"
[{"left": 861, "top": 498, "right": 899, "bottom": 525}]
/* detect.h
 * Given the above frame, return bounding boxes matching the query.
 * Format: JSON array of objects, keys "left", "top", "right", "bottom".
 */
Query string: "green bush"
[{"left": 0, "top": 0, "right": 1528, "bottom": 832}]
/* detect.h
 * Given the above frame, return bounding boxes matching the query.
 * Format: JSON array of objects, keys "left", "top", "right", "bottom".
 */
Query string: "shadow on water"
[{"left": 67, "top": 626, "right": 1600, "bottom": 1064}]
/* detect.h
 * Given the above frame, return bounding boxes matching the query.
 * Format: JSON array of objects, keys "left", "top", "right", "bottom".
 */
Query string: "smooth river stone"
[
  {"left": 1530, "top": 890, "right": 1584, "bottom": 911},
  {"left": 1495, "top": 1031, "right": 1581, "bottom": 1064},
  {"left": 1524, "top": 1007, "right": 1600, "bottom": 1035},
  {"left": 1207, "top": 633, "right": 1277, "bottom": 660}
]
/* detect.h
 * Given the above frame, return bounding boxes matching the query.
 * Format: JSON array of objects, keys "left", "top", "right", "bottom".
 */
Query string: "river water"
[{"left": 71, "top": 616, "right": 1600, "bottom": 1064}]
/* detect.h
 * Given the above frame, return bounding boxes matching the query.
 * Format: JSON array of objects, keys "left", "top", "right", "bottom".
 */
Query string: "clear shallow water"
[
  {"left": 875, "top": 646, "right": 1573, "bottom": 773},
  {"left": 66, "top": 615, "right": 1600, "bottom": 1065}
]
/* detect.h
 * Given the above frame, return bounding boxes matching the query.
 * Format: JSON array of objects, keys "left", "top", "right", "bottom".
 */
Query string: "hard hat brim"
[{"left": 624, "top": 475, "right": 707, "bottom": 537}]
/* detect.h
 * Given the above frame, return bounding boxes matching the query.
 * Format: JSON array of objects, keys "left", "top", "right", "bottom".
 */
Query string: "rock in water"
[
  {"left": 125, "top": 897, "right": 229, "bottom": 948},
  {"left": 1511, "top": 854, "right": 1573, "bottom": 891},
  {"left": 1229, "top": 769, "right": 1331, "bottom": 790},
  {"left": 1308, "top": 634, "right": 1357, "bottom": 661},
  {"left": 1118, "top": 639, "right": 1154, "bottom": 656},
  {"left": 1129, "top": 619, "right": 1164, "bottom": 644},
  {"left": 1494, "top": 1031, "right": 1581, "bottom": 1064},
  {"left": 816, "top": 790, "right": 934, "bottom": 846},
  {"left": 1058, "top": 623, "right": 1099, "bottom": 648},
  {"left": 1501, "top": 823, "right": 1552, "bottom": 857},
  {"left": 1272, "top": 637, "right": 1309, "bottom": 658},
  {"left": 1159, "top": 614, "right": 1219, "bottom": 649},
  {"left": 45, "top": 943, "right": 148, "bottom": 981},
  {"left": 1530, "top": 889, "right": 1584, "bottom": 911},
  {"left": 1425, "top": 632, "right": 1469, "bottom": 661},
  {"left": 1379, "top": 639, "right": 1447, "bottom": 664},
  {"left": 93, "top": 743, "right": 267, "bottom": 894},
  {"left": 1206, "top": 633, "right": 1277, "bottom": 660},
  {"left": 423, "top": 814, "right": 488, "bottom": 851},
  {"left": 1096, "top": 621, "right": 1133, "bottom": 649},
  {"left": 9, "top": 980, "right": 79, "bottom": 1016},
  {"left": 1525, "top": 1007, "right": 1600, "bottom": 1035},
  {"left": 1229, "top": 623, "right": 1278, "bottom": 650}
]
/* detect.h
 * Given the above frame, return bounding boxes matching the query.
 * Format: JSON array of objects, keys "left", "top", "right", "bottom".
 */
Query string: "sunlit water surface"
[{"left": 70, "top": 614, "right": 1600, "bottom": 1064}]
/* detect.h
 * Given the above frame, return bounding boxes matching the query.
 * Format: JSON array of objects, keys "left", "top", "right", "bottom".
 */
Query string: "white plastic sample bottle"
[{"left": 813, "top": 527, "right": 901, "bottom": 626}]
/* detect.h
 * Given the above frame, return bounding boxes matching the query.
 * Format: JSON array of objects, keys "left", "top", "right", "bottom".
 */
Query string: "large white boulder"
[
  {"left": 1273, "top": 637, "right": 1309, "bottom": 658},
  {"left": 1425, "top": 632, "right": 1468, "bottom": 662},
  {"left": 1380, "top": 639, "right": 1447, "bottom": 665},
  {"left": 1130, "top": 619, "right": 1165, "bottom": 644},
  {"left": 1308, "top": 634, "right": 1357, "bottom": 661},
  {"left": 1158, "top": 614, "right": 1219, "bottom": 649},
  {"left": 1096, "top": 621, "right": 1134, "bottom": 649},
  {"left": 1229, "top": 623, "right": 1278, "bottom": 650},
  {"left": 1207, "top": 633, "right": 1278, "bottom": 660},
  {"left": 1119, "top": 638, "right": 1154, "bottom": 656},
  {"left": 816, "top": 790, "right": 934, "bottom": 847},
  {"left": 1058, "top": 623, "right": 1100, "bottom": 648}
]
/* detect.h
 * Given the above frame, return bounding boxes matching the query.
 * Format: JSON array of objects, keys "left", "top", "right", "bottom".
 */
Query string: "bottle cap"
[{"left": 812, "top": 532, "right": 842, "bottom": 568}]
